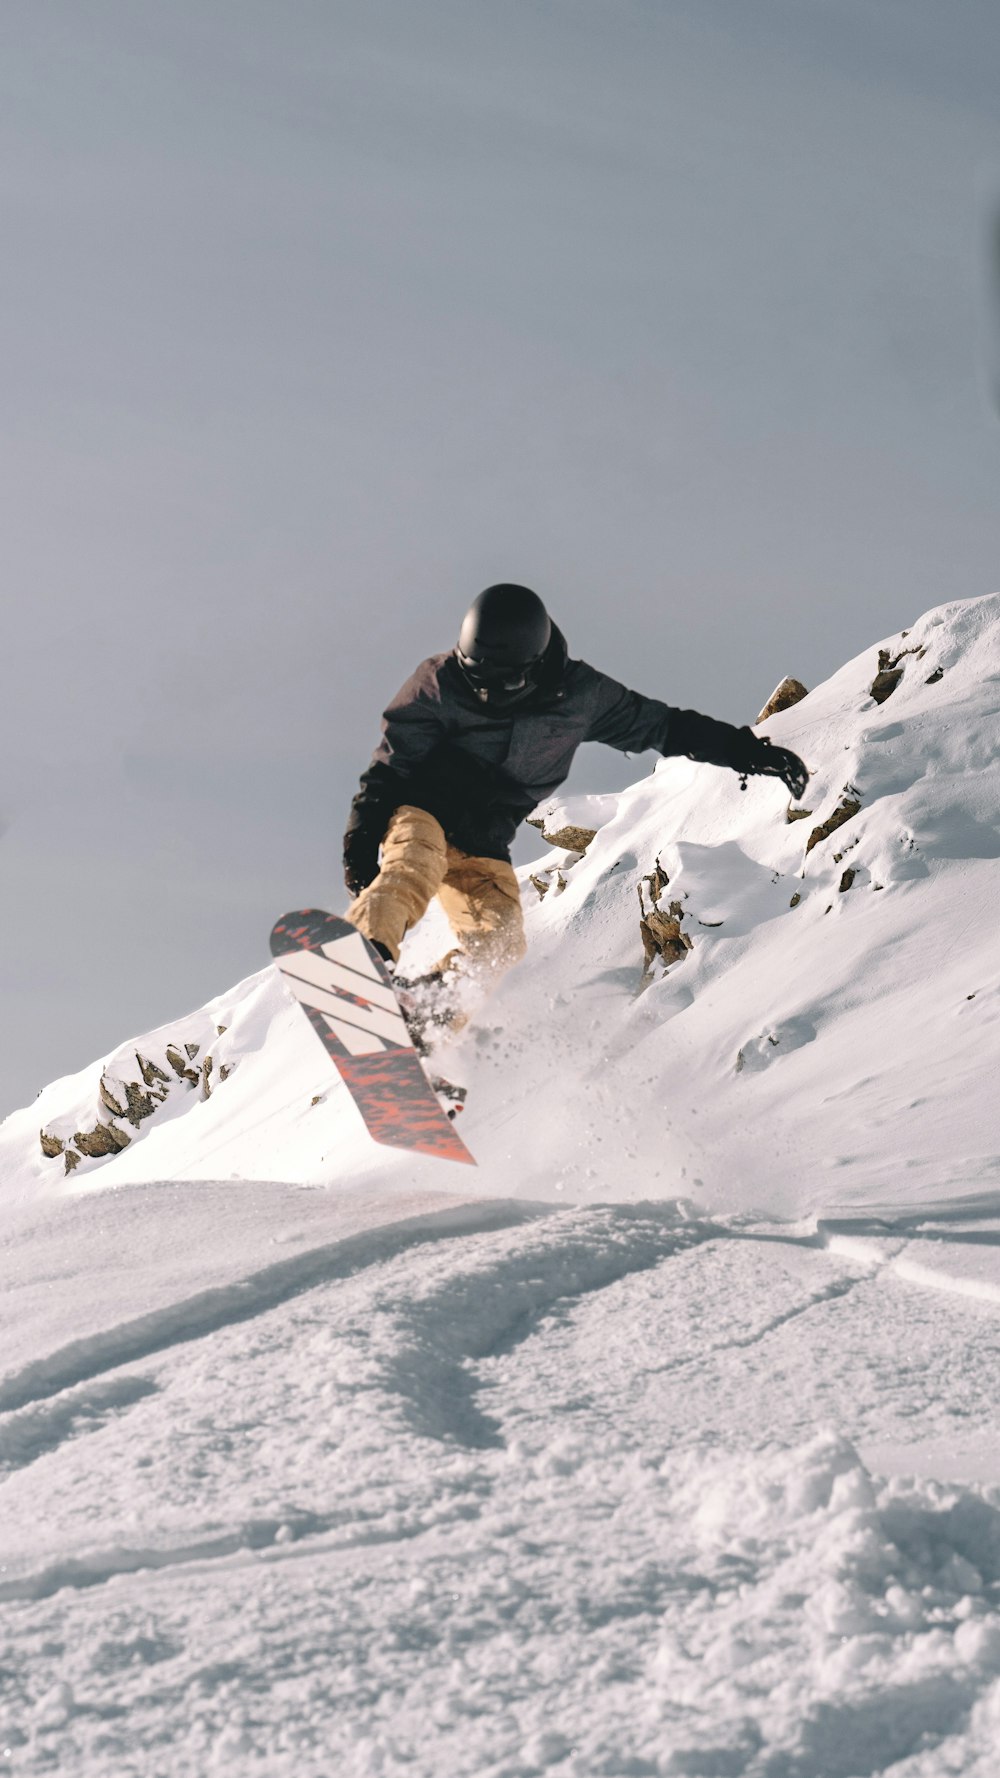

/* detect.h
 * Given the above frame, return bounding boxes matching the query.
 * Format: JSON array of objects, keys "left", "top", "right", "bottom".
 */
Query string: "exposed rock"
[
  {"left": 201, "top": 1055, "right": 214, "bottom": 1099},
  {"left": 526, "top": 804, "right": 600, "bottom": 892},
  {"left": 839, "top": 868, "right": 856, "bottom": 892},
  {"left": 74, "top": 1121, "right": 132, "bottom": 1158},
  {"left": 185, "top": 1042, "right": 201, "bottom": 1060},
  {"left": 165, "top": 1044, "right": 200, "bottom": 1087},
  {"left": 99, "top": 1077, "right": 127, "bottom": 1119},
  {"left": 638, "top": 864, "right": 692, "bottom": 971},
  {"left": 527, "top": 818, "right": 597, "bottom": 853},
  {"left": 789, "top": 892, "right": 802, "bottom": 908},
  {"left": 526, "top": 809, "right": 599, "bottom": 853},
  {"left": 64, "top": 1149, "right": 81, "bottom": 1174},
  {"left": 869, "top": 644, "right": 926, "bottom": 705},
  {"left": 755, "top": 677, "right": 809, "bottom": 724},
  {"left": 641, "top": 861, "right": 670, "bottom": 903},
  {"left": 805, "top": 795, "right": 862, "bottom": 854},
  {"left": 102, "top": 1072, "right": 160, "bottom": 1127},
  {"left": 925, "top": 666, "right": 944, "bottom": 684},
  {"left": 639, "top": 909, "right": 692, "bottom": 971},
  {"left": 136, "top": 1052, "right": 170, "bottom": 1088},
  {"left": 122, "top": 1081, "right": 159, "bottom": 1127},
  {"left": 529, "top": 868, "right": 568, "bottom": 900},
  {"left": 786, "top": 806, "right": 812, "bottom": 823},
  {"left": 40, "top": 1130, "right": 64, "bottom": 1158},
  {"left": 869, "top": 666, "right": 904, "bottom": 705},
  {"left": 219, "top": 1063, "right": 232, "bottom": 1083},
  {"left": 216, "top": 1025, "right": 228, "bottom": 1036}
]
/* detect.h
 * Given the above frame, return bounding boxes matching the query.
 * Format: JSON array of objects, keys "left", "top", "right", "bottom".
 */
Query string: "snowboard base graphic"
[{"left": 270, "top": 909, "right": 475, "bottom": 1165}]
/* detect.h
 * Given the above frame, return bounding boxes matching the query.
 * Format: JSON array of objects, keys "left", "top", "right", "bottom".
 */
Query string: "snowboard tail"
[{"left": 270, "top": 909, "right": 474, "bottom": 1165}]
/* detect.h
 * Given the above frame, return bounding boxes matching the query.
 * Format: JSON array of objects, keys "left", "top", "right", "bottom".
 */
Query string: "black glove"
[
  {"left": 343, "top": 826, "right": 381, "bottom": 898},
  {"left": 756, "top": 739, "right": 810, "bottom": 800},
  {"left": 728, "top": 727, "right": 810, "bottom": 800}
]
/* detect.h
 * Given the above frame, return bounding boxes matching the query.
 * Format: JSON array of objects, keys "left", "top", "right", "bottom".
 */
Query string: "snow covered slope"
[
  {"left": 4, "top": 595, "right": 1000, "bottom": 1778},
  {"left": 4, "top": 590, "right": 999, "bottom": 1220},
  {"left": 473, "top": 588, "right": 1000, "bottom": 1219}
]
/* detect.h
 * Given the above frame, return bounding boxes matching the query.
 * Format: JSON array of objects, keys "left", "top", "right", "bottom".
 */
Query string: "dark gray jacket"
[{"left": 345, "top": 627, "right": 758, "bottom": 864}]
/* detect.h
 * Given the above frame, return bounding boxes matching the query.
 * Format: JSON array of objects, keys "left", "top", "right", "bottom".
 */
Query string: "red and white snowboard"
[{"left": 270, "top": 909, "right": 475, "bottom": 1165}]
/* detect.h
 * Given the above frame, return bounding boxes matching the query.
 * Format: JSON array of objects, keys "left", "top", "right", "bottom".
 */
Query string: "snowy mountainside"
[
  {"left": 479, "top": 588, "right": 1000, "bottom": 1218},
  {"left": 3, "top": 590, "right": 999, "bottom": 1221},
  {"left": 6, "top": 595, "right": 1000, "bottom": 1777}
]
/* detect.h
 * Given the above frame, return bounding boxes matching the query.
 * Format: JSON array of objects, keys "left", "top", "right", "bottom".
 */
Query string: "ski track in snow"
[
  {"left": 0, "top": 1198, "right": 549, "bottom": 1418},
  {"left": 4, "top": 1205, "right": 1000, "bottom": 1774}
]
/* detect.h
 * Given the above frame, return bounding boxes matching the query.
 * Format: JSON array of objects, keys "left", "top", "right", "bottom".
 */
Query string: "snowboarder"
[{"left": 343, "top": 584, "right": 808, "bottom": 1001}]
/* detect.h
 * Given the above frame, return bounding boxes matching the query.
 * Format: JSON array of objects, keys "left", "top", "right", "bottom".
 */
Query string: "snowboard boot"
[
  {"left": 393, "top": 965, "right": 466, "bottom": 1057},
  {"left": 428, "top": 1075, "right": 468, "bottom": 1120}
]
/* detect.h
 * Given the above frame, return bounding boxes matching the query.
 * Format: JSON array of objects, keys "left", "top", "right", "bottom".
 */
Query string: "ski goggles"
[{"left": 455, "top": 647, "right": 545, "bottom": 693}]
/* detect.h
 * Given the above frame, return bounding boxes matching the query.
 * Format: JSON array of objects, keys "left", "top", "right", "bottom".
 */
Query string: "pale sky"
[{"left": 3, "top": 0, "right": 999, "bottom": 1116}]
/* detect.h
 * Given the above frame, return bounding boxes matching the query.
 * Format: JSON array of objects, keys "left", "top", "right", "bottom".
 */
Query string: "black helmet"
[{"left": 456, "top": 584, "right": 552, "bottom": 704}]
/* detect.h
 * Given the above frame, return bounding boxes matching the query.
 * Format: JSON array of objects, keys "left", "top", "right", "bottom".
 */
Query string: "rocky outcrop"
[
  {"left": 638, "top": 861, "right": 693, "bottom": 972},
  {"left": 100, "top": 1073, "right": 163, "bottom": 1128},
  {"left": 526, "top": 795, "right": 620, "bottom": 857},
  {"left": 38, "top": 1129, "right": 83, "bottom": 1175},
  {"left": 136, "top": 1053, "right": 170, "bottom": 1088},
  {"left": 526, "top": 799, "right": 613, "bottom": 898},
  {"left": 640, "top": 907, "right": 692, "bottom": 970},
  {"left": 530, "top": 820, "right": 597, "bottom": 853},
  {"left": 166, "top": 1044, "right": 200, "bottom": 1087},
  {"left": 805, "top": 793, "right": 862, "bottom": 855},
  {"left": 869, "top": 643, "right": 926, "bottom": 705},
  {"left": 525, "top": 812, "right": 598, "bottom": 854},
  {"left": 38, "top": 1032, "right": 236, "bottom": 1174},
  {"left": 98, "top": 1078, "right": 126, "bottom": 1118},
  {"left": 755, "top": 677, "right": 809, "bottom": 724},
  {"left": 74, "top": 1121, "right": 131, "bottom": 1158},
  {"left": 529, "top": 870, "right": 568, "bottom": 901}
]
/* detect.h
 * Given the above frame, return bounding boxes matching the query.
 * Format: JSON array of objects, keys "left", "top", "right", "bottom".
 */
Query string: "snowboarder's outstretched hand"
[
  {"left": 728, "top": 727, "right": 810, "bottom": 799},
  {"left": 753, "top": 740, "right": 810, "bottom": 800}
]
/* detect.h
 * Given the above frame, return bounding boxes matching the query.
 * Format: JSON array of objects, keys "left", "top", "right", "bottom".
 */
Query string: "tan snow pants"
[{"left": 345, "top": 804, "right": 527, "bottom": 983}]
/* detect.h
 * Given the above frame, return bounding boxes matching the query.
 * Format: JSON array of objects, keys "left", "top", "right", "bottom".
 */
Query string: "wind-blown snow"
[{"left": 2, "top": 594, "right": 1000, "bottom": 1774}]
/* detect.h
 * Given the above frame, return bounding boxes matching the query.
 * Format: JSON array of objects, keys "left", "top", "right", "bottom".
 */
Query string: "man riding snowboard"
[{"left": 343, "top": 584, "right": 808, "bottom": 1009}]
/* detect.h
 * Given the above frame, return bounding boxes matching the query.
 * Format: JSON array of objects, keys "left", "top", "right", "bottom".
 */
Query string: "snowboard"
[{"left": 270, "top": 909, "right": 475, "bottom": 1166}]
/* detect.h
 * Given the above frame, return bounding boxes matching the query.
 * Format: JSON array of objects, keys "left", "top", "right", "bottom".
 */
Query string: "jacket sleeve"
[
  {"left": 344, "top": 665, "right": 450, "bottom": 845},
  {"left": 582, "top": 666, "right": 753, "bottom": 769}
]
